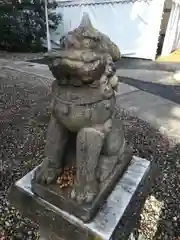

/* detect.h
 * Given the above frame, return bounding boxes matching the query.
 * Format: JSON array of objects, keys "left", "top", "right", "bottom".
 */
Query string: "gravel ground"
[
  {"left": 0, "top": 70, "right": 51, "bottom": 239},
  {"left": 121, "top": 111, "right": 180, "bottom": 240},
  {"left": 0, "top": 51, "right": 44, "bottom": 61},
  {"left": 0, "top": 71, "right": 180, "bottom": 239}
]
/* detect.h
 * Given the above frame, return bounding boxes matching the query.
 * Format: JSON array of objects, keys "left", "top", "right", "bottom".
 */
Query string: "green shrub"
[{"left": 0, "top": 0, "right": 61, "bottom": 52}]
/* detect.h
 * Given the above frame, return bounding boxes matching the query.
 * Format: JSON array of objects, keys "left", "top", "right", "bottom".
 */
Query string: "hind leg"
[
  {"left": 102, "top": 117, "right": 125, "bottom": 157},
  {"left": 95, "top": 117, "right": 126, "bottom": 182}
]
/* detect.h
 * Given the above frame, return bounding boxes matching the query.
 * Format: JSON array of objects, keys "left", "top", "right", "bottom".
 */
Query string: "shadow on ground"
[
  {"left": 153, "top": 144, "right": 180, "bottom": 240},
  {"left": 119, "top": 77, "right": 180, "bottom": 105}
]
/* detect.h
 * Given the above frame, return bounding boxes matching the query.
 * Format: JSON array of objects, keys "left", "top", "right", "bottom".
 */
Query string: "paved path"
[
  {"left": 116, "top": 69, "right": 175, "bottom": 85},
  {"left": 29, "top": 56, "right": 180, "bottom": 72},
  {"left": 1, "top": 58, "right": 180, "bottom": 141},
  {"left": 118, "top": 76, "right": 180, "bottom": 104},
  {"left": 116, "top": 83, "right": 180, "bottom": 141},
  {"left": 115, "top": 57, "right": 180, "bottom": 72}
]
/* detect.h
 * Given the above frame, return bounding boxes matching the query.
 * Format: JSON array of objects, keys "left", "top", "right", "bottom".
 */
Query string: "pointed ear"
[{"left": 79, "top": 12, "right": 93, "bottom": 28}]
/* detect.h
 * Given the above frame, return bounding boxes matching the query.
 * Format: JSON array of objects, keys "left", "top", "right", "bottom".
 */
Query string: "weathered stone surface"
[{"left": 31, "top": 11, "right": 129, "bottom": 219}]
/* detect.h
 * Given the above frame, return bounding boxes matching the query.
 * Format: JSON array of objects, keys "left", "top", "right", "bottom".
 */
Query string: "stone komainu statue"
[{"left": 33, "top": 13, "right": 130, "bottom": 209}]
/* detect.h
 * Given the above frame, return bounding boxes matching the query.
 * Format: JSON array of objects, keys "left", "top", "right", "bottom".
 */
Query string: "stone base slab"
[{"left": 8, "top": 156, "right": 152, "bottom": 240}]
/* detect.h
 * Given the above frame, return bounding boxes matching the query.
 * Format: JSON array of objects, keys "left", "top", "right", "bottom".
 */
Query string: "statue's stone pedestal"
[{"left": 8, "top": 156, "right": 153, "bottom": 240}]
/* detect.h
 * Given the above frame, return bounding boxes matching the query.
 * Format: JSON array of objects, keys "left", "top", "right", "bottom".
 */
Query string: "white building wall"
[{"left": 50, "top": 0, "right": 165, "bottom": 60}]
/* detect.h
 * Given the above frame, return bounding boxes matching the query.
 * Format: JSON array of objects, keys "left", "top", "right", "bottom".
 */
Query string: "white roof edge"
[{"left": 54, "top": 0, "right": 152, "bottom": 6}]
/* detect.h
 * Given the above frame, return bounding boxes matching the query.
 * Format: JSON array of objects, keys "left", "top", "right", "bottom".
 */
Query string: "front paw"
[
  {"left": 71, "top": 181, "right": 99, "bottom": 204},
  {"left": 33, "top": 159, "right": 62, "bottom": 184}
]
